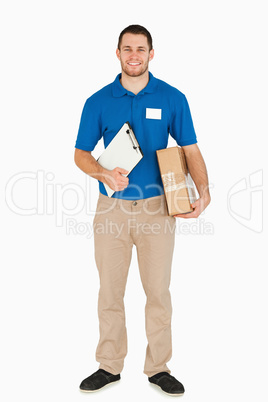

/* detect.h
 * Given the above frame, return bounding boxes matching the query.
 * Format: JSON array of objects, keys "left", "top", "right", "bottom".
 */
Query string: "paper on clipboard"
[{"left": 97, "top": 122, "right": 143, "bottom": 197}]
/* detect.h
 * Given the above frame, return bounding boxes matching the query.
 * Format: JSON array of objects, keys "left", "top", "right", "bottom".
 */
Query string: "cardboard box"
[{"left": 156, "top": 146, "right": 197, "bottom": 216}]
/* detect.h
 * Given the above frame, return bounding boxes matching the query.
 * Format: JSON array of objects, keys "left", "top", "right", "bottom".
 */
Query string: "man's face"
[{"left": 116, "top": 33, "right": 154, "bottom": 77}]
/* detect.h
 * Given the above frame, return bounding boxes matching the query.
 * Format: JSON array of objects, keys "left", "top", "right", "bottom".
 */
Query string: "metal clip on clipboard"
[{"left": 126, "top": 124, "right": 139, "bottom": 152}]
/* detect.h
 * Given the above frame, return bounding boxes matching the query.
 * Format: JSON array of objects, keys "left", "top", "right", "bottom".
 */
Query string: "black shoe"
[
  {"left": 79, "top": 369, "right": 121, "bottom": 392},
  {"left": 148, "top": 372, "right": 185, "bottom": 396}
]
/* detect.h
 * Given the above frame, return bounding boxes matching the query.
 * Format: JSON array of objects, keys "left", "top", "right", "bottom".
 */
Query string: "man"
[{"left": 74, "top": 25, "right": 210, "bottom": 396}]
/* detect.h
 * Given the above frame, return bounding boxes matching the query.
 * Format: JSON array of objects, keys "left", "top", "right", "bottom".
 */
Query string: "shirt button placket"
[{"left": 132, "top": 96, "right": 138, "bottom": 122}]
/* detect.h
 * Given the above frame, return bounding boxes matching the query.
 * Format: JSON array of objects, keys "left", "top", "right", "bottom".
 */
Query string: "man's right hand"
[
  {"left": 103, "top": 167, "right": 129, "bottom": 191},
  {"left": 74, "top": 150, "right": 129, "bottom": 191}
]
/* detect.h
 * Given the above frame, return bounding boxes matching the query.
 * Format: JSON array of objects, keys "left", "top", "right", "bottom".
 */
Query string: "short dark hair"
[{"left": 117, "top": 25, "right": 153, "bottom": 51}]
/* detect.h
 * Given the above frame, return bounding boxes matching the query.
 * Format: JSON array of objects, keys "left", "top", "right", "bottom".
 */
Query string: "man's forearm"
[
  {"left": 74, "top": 148, "right": 129, "bottom": 192},
  {"left": 74, "top": 149, "right": 108, "bottom": 183},
  {"left": 182, "top": 144, "right": 210, "bottom": 200}
]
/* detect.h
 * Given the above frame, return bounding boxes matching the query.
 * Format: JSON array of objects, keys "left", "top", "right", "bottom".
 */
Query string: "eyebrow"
[{"left": 122, "top": 45, "right": 146, "bottom": 50}]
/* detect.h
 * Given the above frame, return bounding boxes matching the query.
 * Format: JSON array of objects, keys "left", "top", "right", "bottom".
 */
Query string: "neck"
[{"left": 120, "top": 70, "right": 150, "bottom": 95}]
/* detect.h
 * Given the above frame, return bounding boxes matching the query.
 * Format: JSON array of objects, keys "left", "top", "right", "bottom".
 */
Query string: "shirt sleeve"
[
  {"left": 75, "top": 97, "right": 102, "bottom": 151},
  {"left": 169, "top": 93, "right": 197, "bottom": 146}
]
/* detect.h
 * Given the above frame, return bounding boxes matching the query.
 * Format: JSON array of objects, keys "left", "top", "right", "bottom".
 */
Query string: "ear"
[
  {"left": 149, "top": 49, "right": 154, "bottom": 62},
  {"left": 116, "top": 48, "right": 120, "bottom": 60}
]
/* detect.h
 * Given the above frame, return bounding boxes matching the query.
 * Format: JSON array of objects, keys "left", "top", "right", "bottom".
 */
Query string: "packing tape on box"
[{"left": 161, "top": 172, "right": 186, "bottom": 193}]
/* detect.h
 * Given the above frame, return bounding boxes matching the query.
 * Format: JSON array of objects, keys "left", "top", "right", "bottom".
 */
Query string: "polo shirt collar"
[{"left": 112, "top": 72, "right": 157, "bottom": 97}]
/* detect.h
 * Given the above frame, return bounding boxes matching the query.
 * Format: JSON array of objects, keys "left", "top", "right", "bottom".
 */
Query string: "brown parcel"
[{"left": 156, "top": 146, "right": 197, "bottom": 216}]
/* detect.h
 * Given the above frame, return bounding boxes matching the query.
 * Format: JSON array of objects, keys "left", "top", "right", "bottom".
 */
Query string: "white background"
[{"left": 1, "top": 0, "right": 267, "bottom": 401}]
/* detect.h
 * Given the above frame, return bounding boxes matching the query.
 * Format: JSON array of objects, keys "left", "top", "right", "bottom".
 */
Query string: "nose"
[{"left": 129, "top": 49, "right": 139, "bottom": 58}]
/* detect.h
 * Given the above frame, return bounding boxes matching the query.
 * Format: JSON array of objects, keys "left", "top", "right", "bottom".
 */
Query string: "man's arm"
[
  {"left": 74, "top": 148, "right": 129, "bottom": 192},
  {"left": 174, "top": 143, "right": 211, "bottom": 219}
]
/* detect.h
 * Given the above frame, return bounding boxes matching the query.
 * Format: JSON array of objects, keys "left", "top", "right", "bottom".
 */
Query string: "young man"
[{"left": 74, "top": 25, "right": 210, "bottom": 396}]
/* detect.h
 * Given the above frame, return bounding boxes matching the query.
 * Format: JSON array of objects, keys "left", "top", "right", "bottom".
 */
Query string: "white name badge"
[{"left": 146, "top": 108, "right": 162, "bottom": 120}]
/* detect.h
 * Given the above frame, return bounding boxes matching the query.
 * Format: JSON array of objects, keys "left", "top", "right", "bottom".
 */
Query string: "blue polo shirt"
[{"left": 75, "top": 72, "right": 197, "bottom": 200}]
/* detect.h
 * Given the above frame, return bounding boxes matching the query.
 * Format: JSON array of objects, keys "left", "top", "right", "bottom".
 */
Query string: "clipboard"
[{"left": 97, "top": 122, "right": 143, "bottom": 197}]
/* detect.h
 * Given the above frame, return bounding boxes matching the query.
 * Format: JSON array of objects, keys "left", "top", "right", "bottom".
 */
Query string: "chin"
[
  {"left": 128, "top": 72, "right": 143, "bottom": 77},
  {"left": 124, "top": 67, "right": 148, "bottom": 77}
]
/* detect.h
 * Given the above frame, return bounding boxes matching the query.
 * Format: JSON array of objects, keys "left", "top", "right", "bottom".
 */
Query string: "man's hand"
[
  {"left": 74, "top": 150, "right": 129, "bottom": 191},
  {"left": 103, "top": 167, "right": 129, "bottom": 192},
  {"left": 173, "top": 194, "right": 211, "bottom": 219},
  {"left": 173, "top": 144, "right": 211, "bottom": 219}
]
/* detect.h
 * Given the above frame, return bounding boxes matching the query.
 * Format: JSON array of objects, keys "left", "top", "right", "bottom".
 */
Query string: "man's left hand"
[{"left": 173, "top": 195, "right": 211, "bottom": 219}]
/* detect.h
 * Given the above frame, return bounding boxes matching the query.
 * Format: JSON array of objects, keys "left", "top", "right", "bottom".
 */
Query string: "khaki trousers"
[{"left": 93, "top": 193, "right": 176, "bottom": 377}]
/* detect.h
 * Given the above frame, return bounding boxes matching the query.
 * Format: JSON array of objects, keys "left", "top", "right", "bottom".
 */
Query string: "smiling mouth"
[{"left": 127, "top": 62, "right": 141, "bottom": 66}]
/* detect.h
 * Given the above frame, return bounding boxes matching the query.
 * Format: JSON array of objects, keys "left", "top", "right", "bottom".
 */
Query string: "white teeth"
[{"left": 128, "top": 63, "right": 140, "bottom": 65}]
